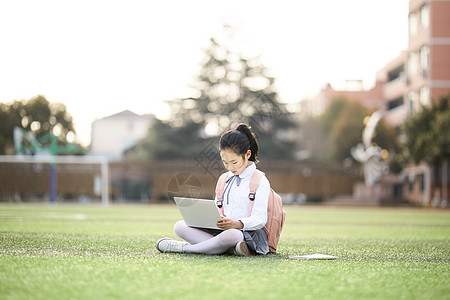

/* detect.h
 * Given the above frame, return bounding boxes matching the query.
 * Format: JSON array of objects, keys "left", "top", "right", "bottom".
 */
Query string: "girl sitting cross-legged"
[{"left": 156, "top": 123, "right": 271, "bottom": 256}]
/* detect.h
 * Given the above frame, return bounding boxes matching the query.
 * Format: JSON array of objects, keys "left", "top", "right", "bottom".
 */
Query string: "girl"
[{"left": 156, "top": 124, "right": 270, "bottom": 256}]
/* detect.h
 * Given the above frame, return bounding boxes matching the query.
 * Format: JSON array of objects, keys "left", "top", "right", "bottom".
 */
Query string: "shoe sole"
[{"left": 236, "top": 242, "right": 252, "bottom": 256}]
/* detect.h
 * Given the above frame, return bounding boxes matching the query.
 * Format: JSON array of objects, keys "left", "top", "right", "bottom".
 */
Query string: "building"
[
  {"left": 299, "top": 0, "right": 450, "bottom": 206},
  {"left": 379, "top": 0, "right": 450, "bottom": 128},
  {"left": 298, "top": 80, "right": 385, "bottom": 118},
  {"left": 408, "top": 0, "right": 450, "bottom": 100},
  {"left": 90, "top": 110, "right": 154, "bottom": 159},
  {"left": 302, "top": 0, "right": 449, "bottom": 122},
  {"left": 393, "top": 0, "right": 450, "bottom": 206}
]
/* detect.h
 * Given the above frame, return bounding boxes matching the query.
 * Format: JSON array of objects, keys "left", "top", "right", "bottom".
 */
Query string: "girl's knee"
[
  {"left": 221, "top": 229, "right": 244, "bottom": 245},
  {"left": 173, "top": 220, "right": 187, "bottom": 236}
]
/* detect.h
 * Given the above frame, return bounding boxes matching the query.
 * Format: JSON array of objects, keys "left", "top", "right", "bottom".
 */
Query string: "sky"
[{"left": 0, "top": 0, "right": 410, "bottom": 146}]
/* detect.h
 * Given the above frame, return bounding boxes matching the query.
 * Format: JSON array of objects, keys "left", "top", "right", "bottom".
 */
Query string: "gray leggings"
[{"left": 174, "top": 220, "right": 243, "bottom": 255}]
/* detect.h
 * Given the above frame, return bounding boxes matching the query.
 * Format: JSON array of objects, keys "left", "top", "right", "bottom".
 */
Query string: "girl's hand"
[{"left": 217, "top": 217, "right": 243, "bottom": 230}]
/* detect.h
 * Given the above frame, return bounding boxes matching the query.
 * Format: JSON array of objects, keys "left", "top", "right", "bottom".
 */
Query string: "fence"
[{"left": 0, "top": 157, "right": 362, "bottom": 204}]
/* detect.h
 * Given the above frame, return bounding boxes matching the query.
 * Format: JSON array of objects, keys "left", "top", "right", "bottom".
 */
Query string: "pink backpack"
[{"left": 215, "top": 170, "right": 286, "bottom": 253}]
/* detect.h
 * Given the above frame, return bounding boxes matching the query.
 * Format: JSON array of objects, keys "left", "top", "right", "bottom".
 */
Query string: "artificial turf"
[{"left": 0, "top": 204, "right": 449, "bottom": 299}]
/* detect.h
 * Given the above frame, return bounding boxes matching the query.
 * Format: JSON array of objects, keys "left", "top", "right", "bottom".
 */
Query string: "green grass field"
[{"left": 0, "top": 204, "right": 449, "bottom": 300}]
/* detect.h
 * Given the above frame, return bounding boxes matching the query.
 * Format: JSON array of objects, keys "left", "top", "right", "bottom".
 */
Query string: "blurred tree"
[
  {"left": 0, "top": 100, "right": 24, "bottom": 154},
  {"left": 23, "top": 95, "right": 75, "bottom": 138},
  {"left": 401, "top": 94, "right": 450, "bottom": 201},
  {"left": 130, "top": 119, "right": 213, "bottom": 161},
  {"left": 402, "top": 94, "right": 449, "bottom": 165},
  {"left": 372, "top": 117, "right": 402, "bottom": 174},
  {"left": 322, "top": 96, "right": 350, "bottom": 134},
  {"left": 312, "top": 97, "right": 367, "bottom": 162},
  {"left": 310, "top": 96, "right": 397, "bottom": 164},
  {"left": 132, "top": 26, "right": 297, "bottom": 161},
  {"left": 163, "top": 32, "right": 297, "bottom": 160},
  {"left": 0, "top": 95, "right": 81, "bottom": 155},
  {"left": 329, "top": 98, "right": 367, "bottom": 161},
  {"left": 296, "top": 115, "right": 332, "bottom": 162}
]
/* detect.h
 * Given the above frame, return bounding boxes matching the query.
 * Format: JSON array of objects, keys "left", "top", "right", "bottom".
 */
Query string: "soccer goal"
[{"left": 0, "top": 155, "right": 110, "bottom": 205}]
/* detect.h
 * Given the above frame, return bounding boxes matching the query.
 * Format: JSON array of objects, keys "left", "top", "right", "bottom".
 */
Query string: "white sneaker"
[
  {"left": 234, "top": 241, "right": 252, "bottom": 256},
  {"left": 156, "top": 238, "right": 187, "bottom": 253}
]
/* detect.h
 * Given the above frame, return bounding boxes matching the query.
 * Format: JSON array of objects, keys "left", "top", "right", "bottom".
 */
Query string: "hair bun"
[
  {"left": 236, "top": 124, "right": 259, "bottom": 162},
  {"left": 236, "top": 124, "right": 251, "bottom": 140},
  {"left": 236, "top": 124, "right": 250, "bottom": 134}
]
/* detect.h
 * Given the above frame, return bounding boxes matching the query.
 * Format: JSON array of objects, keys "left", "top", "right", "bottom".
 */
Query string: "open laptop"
[{"left": 174, "top": 197, "right": 223, "bottom": 230}]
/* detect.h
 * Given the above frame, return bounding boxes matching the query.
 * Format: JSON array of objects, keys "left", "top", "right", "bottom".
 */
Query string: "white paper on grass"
[{"left": 289, "top": 254, "right": 339, "bottom": 260}]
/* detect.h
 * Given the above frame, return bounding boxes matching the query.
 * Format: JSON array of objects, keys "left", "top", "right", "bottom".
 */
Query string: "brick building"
[{"left": 299, "top": 0, "right": 450, "bottom": 206}]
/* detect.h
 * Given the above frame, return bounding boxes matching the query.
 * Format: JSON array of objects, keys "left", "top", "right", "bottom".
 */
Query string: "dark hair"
[{"left": 219, "top": 123, "right": 259, "bottom": 162}]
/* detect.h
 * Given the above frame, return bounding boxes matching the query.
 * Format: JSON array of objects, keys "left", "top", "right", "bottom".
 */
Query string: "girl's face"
[{"left": 220, "top": 149, "right": 251, "bottom": 176}]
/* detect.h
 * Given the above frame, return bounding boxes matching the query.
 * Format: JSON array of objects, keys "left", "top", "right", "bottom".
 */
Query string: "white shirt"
[{"left": 215, "top": 162, "right": 270, "bottom": 230}]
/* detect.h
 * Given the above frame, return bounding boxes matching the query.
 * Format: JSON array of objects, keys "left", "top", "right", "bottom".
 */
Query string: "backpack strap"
[
  {"left": 248, "top": 169, "right": 265, "bottom": 217},
  {"left": 215, "top": 172, "right": 228, "bottom": 216}
]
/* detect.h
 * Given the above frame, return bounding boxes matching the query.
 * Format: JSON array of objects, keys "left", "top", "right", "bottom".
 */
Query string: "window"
[
  {"left": 409, "top": 181, "right": 414, "bottom": 193},
  {"left": 409, "top": 13, "right": 417, "bottom": 36},
  {"left": 420, "top": 4, "right": 430, "bottom": 28},
  {"left": 388, "top": 65, "right": 404, "bottom": 82},
  {"left": 408, "top": 52, "right": 418, "bottom": 77},
  {"left": 420, "top": 45, "right": 430, "bottom": 77},
  {"left": 408, "top": 91, "right": 418, "bottom": 113},
  {"left": 420, "top": 174, "right": 425, "bottom": 192},
  {"left": 420, "top": 86, "right": 430, "bottom": 106},
  {"left": 408, "top": 173, "right": 416, "bottom": 193},
  {"left": 387, "top": 97, "right": 404, "bottom": 110}
]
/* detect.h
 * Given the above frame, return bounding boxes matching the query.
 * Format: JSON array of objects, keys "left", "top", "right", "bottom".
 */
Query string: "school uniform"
[{"left": 215, "top": 162, "right": 270, "bottom": 255}]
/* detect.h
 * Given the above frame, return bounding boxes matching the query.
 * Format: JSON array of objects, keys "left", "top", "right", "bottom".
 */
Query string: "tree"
[
  {"left": 402, "top": 94, "right": 450, "bottom": 203},
  {"left": 21, "top": 95, "right": 75, "bottom": 138},
  {"left": 329, "top": 98, "right": 367, "bottom": 162},
  {"left": 402, "top": 94, "right": 449, "bottom": 165},
  {"left": 296, "top": 115, "right": 332, "bottom": 162},
  {"left": 0, "top": 95, "right": 81, "bottom": 155},
  {"left": 306, "top": 96, "right": 397, "bottom": 164},
  {"left": 130, "top": 119, "right": 213, "bottom": 161},
  {"left": 311, "top": 97, "right": 368, "bottom": 162},
  {"left": 138, "top": 27, "right": 297, "bottom": 161}
]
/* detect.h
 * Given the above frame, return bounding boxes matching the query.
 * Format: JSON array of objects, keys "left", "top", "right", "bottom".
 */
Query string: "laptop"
[{"left": 174, "top": 197, "right": 223, "bottom": 230}]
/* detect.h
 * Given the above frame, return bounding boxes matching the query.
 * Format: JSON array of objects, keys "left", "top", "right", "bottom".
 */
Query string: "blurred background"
[{"left": 0, "top": 0, "right": 449, "bottom": 207}]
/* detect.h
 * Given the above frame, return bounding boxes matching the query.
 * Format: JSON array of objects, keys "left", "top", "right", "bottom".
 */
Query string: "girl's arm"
[{"left": 217, "top": 217, "right": 243, "bottom": 230}]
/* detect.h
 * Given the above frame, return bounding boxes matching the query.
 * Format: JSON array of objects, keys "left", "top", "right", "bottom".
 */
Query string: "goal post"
[{"left": 0, "top": 155, "right": 110, "bottom": 205}]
